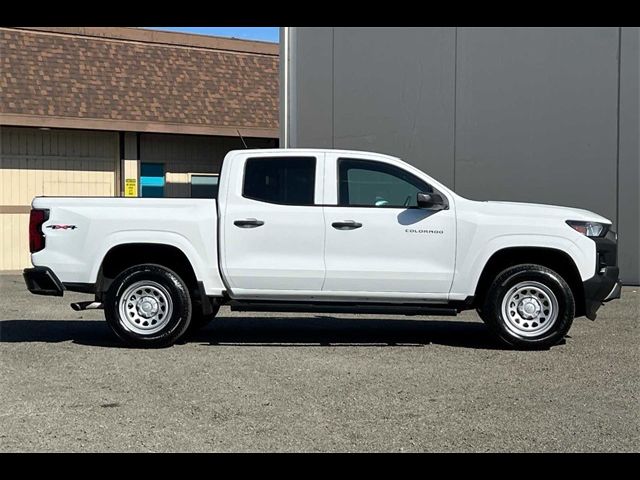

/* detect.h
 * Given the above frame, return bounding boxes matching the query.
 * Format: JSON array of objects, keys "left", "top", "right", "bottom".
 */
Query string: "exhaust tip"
[{"left": 70, "top": 301, "right": 103, "bottom": 311}]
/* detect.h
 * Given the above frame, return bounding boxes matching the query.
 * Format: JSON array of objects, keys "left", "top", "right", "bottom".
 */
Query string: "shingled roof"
[{"left": 0, "top": 27, "right": 279, "bottom": 138}]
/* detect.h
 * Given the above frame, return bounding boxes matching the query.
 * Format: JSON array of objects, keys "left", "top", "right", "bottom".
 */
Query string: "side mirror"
[{"left": 417, "top": 192, "right": 446, "bottom": 210}]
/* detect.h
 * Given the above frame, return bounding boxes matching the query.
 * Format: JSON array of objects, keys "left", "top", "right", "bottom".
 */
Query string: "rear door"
[
  {"left": 322, "top": 153, "right": 456, "bottom": 297},
  {"left": 220, "top": 153, "right": 326, "bottom": 295}
]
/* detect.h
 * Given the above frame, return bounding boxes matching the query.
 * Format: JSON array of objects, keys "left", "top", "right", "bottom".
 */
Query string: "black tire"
[
  {"left": 480, "top": 264, "right": 575, "bottom": 350},
  {"left": 104, "top": 264, "right": 192, "bottom": 348}
]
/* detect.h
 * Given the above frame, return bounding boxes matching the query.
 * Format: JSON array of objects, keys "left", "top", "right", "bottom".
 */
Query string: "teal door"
[{"left": 140, "top": 163, "right": 165, "bottom": 198}]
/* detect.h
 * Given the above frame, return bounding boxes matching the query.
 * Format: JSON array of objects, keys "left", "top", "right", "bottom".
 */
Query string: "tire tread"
[
  {"left": 104, "top": 263, "right": 192, "bottom": 348},
  {"left": 480, "top": 263, "right": 575, "bottom": 350}
]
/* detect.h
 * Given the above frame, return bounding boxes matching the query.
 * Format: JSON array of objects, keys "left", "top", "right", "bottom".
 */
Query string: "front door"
[
  {"left": 322, "top": 155, "right": 456, "bottom": 297},
  {"left": 221, "top": 154, "right": 325, "bottom": 294}
]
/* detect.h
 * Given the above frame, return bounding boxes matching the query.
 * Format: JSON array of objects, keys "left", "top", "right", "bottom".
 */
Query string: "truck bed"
[{"left": 30, "top": 197, "right": 226, "bottom": 295}]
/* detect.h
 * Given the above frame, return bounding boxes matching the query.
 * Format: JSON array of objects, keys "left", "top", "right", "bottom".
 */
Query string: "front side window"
[
  {"left": 338, "top": 158, "right": 433, "bottom": 208},
  {"left": 243, "top": 157, "right": 316, "bottom": 205}
]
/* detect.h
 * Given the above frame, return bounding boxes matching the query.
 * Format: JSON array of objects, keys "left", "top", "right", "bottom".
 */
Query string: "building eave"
[{"left": 0, "top": 113, "right": 279, "bottom": 139}]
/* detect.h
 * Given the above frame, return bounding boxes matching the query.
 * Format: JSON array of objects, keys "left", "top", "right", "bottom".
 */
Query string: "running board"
[{"left": 229, "top": 301, "right": 457, "bottom": 316}]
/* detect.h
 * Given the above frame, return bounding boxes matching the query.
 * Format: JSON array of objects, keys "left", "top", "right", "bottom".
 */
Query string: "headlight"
[{"left": 566, "top": 220, "right": 608, "bottom": 237}]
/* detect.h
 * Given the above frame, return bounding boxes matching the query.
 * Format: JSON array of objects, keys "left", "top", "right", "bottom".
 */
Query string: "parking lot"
[{"left": 0, "top": 273, "right": 638, "bottom": 452}]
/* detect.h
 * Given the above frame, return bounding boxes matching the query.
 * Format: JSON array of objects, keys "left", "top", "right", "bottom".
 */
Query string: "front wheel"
[
  {"left": 104, "top": 264, "right": 192, "bottom": 348},
  {"left": 480, "top": 264, "right": 575, "bottom": 350}
]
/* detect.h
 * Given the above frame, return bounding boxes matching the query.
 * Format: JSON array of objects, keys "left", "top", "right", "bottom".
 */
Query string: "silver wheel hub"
[
  {"left": 137, "top": 296, "right": 159, "bottom": 318},
  {"left": 517, "top": 297, "right": 541, "bottom": 319},
  {"left": 118, "top": 281, "right": 173, "bottom": 335},
  {"left": 501, "top": 281, "right": 559, "bottom": 338}
]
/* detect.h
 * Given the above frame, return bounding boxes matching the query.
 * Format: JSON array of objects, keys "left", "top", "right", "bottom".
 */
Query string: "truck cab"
[{"left": 219, "top": 149, "right": 456, "bottom": 299}]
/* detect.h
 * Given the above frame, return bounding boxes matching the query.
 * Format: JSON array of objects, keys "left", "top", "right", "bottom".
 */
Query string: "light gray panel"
[
  {"left": 455, "top": 27, "right": 619, "bottom": 226},
  {"left": 618, "top": 27, "right": 639, "bottom": 284},
  {"left": 290, "top": 27, "right": 334, "bottom": 148},
  {"left": 332, "top": 27, "right": 456, "bottom": 186}
]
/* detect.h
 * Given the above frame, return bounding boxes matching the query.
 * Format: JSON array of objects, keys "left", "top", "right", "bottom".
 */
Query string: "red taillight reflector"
[{"left": 29, "top": 209, "right": 49, "bottom": 253}]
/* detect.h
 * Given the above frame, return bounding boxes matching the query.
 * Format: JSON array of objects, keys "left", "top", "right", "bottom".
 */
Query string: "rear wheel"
[
  {"left": 480, "top": 264, "right": 575, "bottom": 349},
  {"left": 104, "top": 264, "right": 192, "bottom": 348}
]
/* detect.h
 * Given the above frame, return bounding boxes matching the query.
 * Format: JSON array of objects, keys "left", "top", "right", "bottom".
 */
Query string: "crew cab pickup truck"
[{"left": 23, "top": 148, "right": 621, "bottom": 349}]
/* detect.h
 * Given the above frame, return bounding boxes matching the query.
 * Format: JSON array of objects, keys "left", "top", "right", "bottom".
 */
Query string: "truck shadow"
[
  {"left": 0, "top": 316, "right": 509, "bottom": 350},
  {"left": 193, "top": 316, "right": 505, "bottom": 350}
]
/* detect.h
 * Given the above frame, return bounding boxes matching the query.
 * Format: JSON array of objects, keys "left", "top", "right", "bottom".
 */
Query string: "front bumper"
[
  {"left": 583, "top": 266, "right": 621, "bottom": 320},
  {"left": 23, "top": 266, "right": 64, "bottom": 296},
  {"left": 582, "top": 230, "right": 621, "bottom": 320}
]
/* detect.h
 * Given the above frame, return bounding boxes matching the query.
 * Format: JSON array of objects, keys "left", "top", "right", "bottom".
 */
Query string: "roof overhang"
[{"left": 0, "top": 113, "right": 279, "bottom": 138}]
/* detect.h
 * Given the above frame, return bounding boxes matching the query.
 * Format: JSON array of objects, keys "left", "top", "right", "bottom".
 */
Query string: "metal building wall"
[
  {"left": 0, "top": 126, "right": 119, "bottom": 270},
  {"left": 284, "top": 27, "right": 639, "bottom": 284},
  {"left": 617, "top": 29, "right": 639, "bottom": 287}
]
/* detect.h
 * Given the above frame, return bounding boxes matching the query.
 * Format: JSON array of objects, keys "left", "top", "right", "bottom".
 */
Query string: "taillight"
[{"left": 29, "top": 209, "right": 49, "bottom": 253}]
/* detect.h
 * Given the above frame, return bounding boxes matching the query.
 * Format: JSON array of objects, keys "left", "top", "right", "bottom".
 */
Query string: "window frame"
[
  {"left": 241, "top": 156, "right": 318, "bottom": 206},
  {"left": 336, "top": 157, "right": 442, "bottom": 209}
]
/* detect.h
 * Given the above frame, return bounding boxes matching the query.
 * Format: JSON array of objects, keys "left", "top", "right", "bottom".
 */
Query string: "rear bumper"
[{"left": 23, "top": 266, "right": 64, "bottom": 296}]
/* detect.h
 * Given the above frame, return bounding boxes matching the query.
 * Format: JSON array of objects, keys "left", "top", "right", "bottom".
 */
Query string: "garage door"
[{"left": 0, "top": 127, "right": 118, "bottom": 270}]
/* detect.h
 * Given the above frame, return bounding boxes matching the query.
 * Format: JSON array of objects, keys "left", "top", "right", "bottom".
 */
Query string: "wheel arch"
[
  {"left": 88, "top": 228, "right": 226, "bottom": 298},
  {"left": 473, "top": 246, "right": 585, "bottom": 317},
  {"left": 96, "top": 243, "right": 199, "bottom": 297}
]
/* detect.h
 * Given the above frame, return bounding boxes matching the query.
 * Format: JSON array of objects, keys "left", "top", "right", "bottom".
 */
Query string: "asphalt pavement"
[{"left": 0, "top": 274, "right": 637, "bottom": 452}]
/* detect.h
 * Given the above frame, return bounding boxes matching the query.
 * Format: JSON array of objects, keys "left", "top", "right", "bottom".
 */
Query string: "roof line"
[
  {"left": 11, "top": 27, "right": 279, "bottom": 56},
  {"left": 0, "top": 113, "right": 279, "bottom": 139}
]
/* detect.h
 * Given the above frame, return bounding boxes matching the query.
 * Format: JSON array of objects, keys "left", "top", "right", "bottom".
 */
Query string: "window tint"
[
  {"left": 243, "top": 157, "right": 316, "bottom": 205},
  {"left": 338, "top": 158, "right": 432, "bottom": 207},
  {"left": 191, "top": 175, "right": 219, "bottom": 199}
]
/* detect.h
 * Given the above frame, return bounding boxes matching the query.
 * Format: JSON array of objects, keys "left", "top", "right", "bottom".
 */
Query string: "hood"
[{"left": 478, "top": 200, "right": 612, "bottom": 224}]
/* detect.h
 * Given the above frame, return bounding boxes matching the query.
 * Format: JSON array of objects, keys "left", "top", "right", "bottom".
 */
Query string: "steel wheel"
[
  {"left": 501, "top": 281, "right": 559, "bottom": 338},
  {"left": 118, "top": 280, "right": 174, "bottom": 335}
]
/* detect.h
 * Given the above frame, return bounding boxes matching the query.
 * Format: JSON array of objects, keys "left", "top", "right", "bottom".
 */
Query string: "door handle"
[
  {"left": 234, "top": 218, "right": 265, "bottom": 228},
  {"left": 332, "top": 220, "right": 362, "bottom": 230}
]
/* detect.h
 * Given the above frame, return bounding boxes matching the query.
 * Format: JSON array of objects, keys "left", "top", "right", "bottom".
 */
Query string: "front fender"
[{"left": 450, "top": 233, "right": 595, "bottom": 299}]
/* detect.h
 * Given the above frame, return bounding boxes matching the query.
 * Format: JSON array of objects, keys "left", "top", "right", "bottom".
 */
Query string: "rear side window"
[{"left": 243, "top": 157, "right": 316, "bottom": 205}]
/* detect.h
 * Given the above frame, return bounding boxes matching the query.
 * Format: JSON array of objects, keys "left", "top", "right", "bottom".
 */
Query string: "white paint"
[
  {"left": 31, "top": 148, "right": 610, "bottom": 303},
  {"left": 219, "top": 150, "right": 326, "bottom": 291}
]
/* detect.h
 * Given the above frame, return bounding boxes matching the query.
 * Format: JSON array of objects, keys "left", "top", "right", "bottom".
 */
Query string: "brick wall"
[{"left": 0, "top": 28, "right": 279, "bottom": 131}]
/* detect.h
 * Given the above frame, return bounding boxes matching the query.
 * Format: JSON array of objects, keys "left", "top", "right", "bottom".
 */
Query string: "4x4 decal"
[{"left": 46, "top": 225, "right": 77, "bottom": 230}]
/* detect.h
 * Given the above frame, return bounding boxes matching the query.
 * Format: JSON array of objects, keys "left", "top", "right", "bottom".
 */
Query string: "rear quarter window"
[{"left": 243, "top": 157, "right": 316, "bottom": 206}]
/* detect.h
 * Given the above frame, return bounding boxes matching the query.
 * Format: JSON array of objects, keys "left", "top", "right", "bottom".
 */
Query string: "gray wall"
[
  {"left": 285, "top": 27, "right": 639, "bottom": 284},
  {"left": 617, "top": 29, "right": 640, "bottom": 287}
]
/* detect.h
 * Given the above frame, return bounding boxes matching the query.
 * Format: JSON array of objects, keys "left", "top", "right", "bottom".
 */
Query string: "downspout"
[{"left": 279, "top": 27, "right": 289, "bottom": 148}]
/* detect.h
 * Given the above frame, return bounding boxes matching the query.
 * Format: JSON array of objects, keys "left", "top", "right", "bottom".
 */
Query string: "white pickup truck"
[{"left": 23, "top": 148, "right": 621, "bottom": 349}]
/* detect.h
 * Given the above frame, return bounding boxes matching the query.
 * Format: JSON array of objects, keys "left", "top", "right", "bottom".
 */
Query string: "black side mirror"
[{"left": 417, "top": 192, "right": 446, "bottom": 210}]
